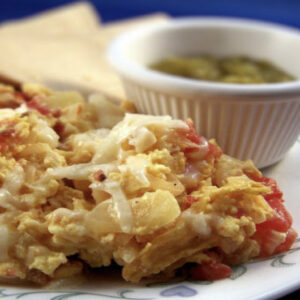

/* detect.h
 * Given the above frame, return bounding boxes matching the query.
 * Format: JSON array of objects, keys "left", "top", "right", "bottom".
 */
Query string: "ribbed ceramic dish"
[{"left": 108, "top": 18, "right": 300, "bottom": 168}]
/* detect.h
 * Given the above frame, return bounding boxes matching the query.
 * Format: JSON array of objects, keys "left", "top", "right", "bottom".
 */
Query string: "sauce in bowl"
[{"left": 150, "top": 55, "right": 295, "bottom": 84}]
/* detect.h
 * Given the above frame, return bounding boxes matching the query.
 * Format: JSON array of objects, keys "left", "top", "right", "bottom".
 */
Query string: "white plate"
[{"left": 1, "top": 140, "right": 299, "bottom": 300}]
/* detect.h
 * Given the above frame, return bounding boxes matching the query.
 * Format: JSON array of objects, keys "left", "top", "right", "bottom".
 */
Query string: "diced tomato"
[
  {"left": 26, "top": 99, "right": 51, "bottom": 116},
  {"left": 5, "top": 268, "right": 17, "bottom": 278},
  {"left": 13, "top": 92, "right": 61, "bottom": 118},
  {"left": 189, "top": 251, "right": 232, "bottom": 281},
  {"left": 189, "top": 261, "right": 232, "bottom": 281},
  {"left": 232, "top": 207, "right": 247, "bottom": 219},
  {"left": 178, "top": 119, "right": 207, "bottom": 148},
  {"left": 53, "top": 121, "right": 65, "bottom": 137},
  {"left": 26, "top": 99, "right": 62, "bottom": 118},
  {"left": 183, "top": 146, "right": 200, "bottom": 154},
  {"left": 249, "top": 175, "right": 296, "bottom": 256},
  {"left": 207, "top": 142, "right": 223, "bottom": 159},
  {"left": 0, "top": 143, "right": 8, "bottom": 152},
  {"left": 252, "top": 176, "right": 292, "bottom": 233},
  {"left": 250, "top": 176, "right": 283, "bottom": 200},
  {"left": 256, "top": 198, "right": 292, "bottom": 233},
  {"left": 275, "top": 228, "right": 298, "bottom": 254},
  {"left": 0, "top": 128, "right": 15, "bottom": 138},
  {"left": 13, "top": 92, "right": 31, "bottom": 102},
  {"left": 0, "top": 129, "right": 16, "bottom": 152},
  {"left": 254, "top": 227, "right": 298, "bottom": 257},
  {"left": 177, "top": 119, "right": 222, "bottom": 160},
  {"left": 181, "top": 195, "right": 199, "bottom": 210},
  {"left": 252, "top": 228, "right": 277, "bottom": 257},
  {"left": 182, "top": 119, "right": 223, "bottom": 159},
  {"left": 0, "top": 128, "right": 15, "bottom": 144},
  {"left": 52, "top": 109, "right": 62, "bottom": 118},
  {"left": 184, "top": 119, "right": 203, "bottom": 145}
]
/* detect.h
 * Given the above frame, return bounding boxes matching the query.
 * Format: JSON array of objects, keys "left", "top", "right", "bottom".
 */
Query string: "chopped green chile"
[{"left": 150, "top": 55, "right": 295, "bottom": 84}]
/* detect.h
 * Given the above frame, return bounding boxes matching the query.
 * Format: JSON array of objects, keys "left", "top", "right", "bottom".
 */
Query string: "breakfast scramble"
[{"left": 0, "top": 83, "right": 297, "bottom": 284}]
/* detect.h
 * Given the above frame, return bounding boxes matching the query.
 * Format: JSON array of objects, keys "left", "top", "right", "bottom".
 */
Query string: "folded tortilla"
[{"left": 0, "top": 2, "right": 168, "bottom": 101}]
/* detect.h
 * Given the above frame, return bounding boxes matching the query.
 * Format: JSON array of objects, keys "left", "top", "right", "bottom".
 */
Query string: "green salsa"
[{"left": 150, "top": 55, "right": 295, "bottom": 84}]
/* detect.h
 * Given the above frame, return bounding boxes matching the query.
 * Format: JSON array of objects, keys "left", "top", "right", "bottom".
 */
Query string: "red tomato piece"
[
  {"left": 52, "top": 109, "right": 62, "bottom": 118},
  {"left": 254, "top": 228, "right": 298, "bottom": 257},
  {"left": 189, "top": 251, "right": 232, "bottom": 281},
  {"left": 249, "top": 176, "right": 283, "bottom": 200},
  {"left": 252, "top": 228, "right": 275, "bottom": 257},
  {"left": 184, "top": 118, "right": 203, "bottom": 145},
  {"left": 275, "top": 228, "right": 298, "bottom": 254},
  {"left": 53, "top": 121, "right": 65, "bottom": 137},
  {"left": 256, "top": 198, "right": 292, "bottom": 233},
  {"left": 207, "top": 142, "right": 223, "bottom": 159},
  {"left": 13, "top": 92, "right": 31, "bottom": 102},
  {"left": 249, "top": 175, "right": 296, "bottom": 256},
  {"left": 232, "top": 207, "right": 247, "bottom": 219},
  {"left": 251, "top": 175, "right": 292, "bottom": 233},
  {"left": 1, "top": 128, "right": 15, "bottom": 136},
  {"left": 0, "top": 128, "right": 15, "bottom": 140},
  {"left": 180, "top": 119, "right": 207, "bottom": 148},
  {"left": 5, "top": 268, "right": 17, "bottom": 278},
  {"left": 181, "top": 195, "right": 198, "bottom": 210},
  {"left": 189, "top": 262, "right": 232, "bottom": 281},
  {"left": 0, "top": 143, "right": 8, "bottom": 152},
  {"left": 178, "top": 119, "right": 223, "bottom": 160},
  {"left": 27, "top": 99, "right": 51, "bottom": 116}
]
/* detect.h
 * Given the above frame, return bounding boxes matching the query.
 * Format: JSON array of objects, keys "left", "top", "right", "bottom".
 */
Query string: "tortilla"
[{"left": 0, "top": 3, "right": 168, "bottom": 101}]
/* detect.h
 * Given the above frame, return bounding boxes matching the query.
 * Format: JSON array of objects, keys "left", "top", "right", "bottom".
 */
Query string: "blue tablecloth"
[{"left": 0, "top": 0, "right": 300, "bottom": 29}]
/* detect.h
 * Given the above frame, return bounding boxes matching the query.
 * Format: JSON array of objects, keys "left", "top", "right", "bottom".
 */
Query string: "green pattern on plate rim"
[{"left": 0, "top": 238, "right": 299, "bottom": 299}]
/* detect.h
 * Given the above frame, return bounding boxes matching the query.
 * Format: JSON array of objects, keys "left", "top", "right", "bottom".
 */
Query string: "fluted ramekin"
[{"left": 108, "top": 18, "right": 300, "bottom": 168}]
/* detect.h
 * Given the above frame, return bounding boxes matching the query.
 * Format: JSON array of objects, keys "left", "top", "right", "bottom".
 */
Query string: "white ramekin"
[{"left": 107, "top": 18, "right": 300, "bottom": 168}]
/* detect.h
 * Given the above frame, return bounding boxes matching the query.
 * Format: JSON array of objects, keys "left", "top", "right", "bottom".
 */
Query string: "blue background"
[{"left": 0, "top": 0, "right": 300, "bottom": 29}]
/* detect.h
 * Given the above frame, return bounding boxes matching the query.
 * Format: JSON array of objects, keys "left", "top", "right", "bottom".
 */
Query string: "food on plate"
[
  {"left": 0, "top": 83, "right": 297, "bottom": 285},
  {"left": 150, "top": 55, "right": 295, "bottom": 83}
]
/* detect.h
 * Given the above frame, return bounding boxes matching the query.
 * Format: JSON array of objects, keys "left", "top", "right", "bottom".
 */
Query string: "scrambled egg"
[{"left": 0, "top": 83, "right": 291, "bottom": 285}]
